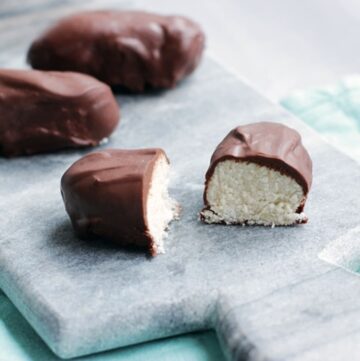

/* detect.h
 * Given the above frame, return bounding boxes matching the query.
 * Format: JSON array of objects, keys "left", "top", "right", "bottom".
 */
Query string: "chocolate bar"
[
  {"left": 0, "top": 69, "right": 119, "bottom": 156},
  {"left": 61, "top": 149, "right": 179, "bottom": 255},
  {"left": 28, "top": 11, "right": 205, "bottom": 92},
  {"left": 201, "top": 122, "right": 313, "bottom": 226}
]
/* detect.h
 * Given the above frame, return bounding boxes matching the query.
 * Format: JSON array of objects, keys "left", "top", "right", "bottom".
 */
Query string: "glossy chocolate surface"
[
  {"left": 0, "top": 69, "right": 120, "bottom": 156},
  {"left": 61, "top": 148, "right": 166, "bottom": 255},
  {"left": 204, "top": 122, "right": 313, "bottom": 211},
  {"left": 28, "top": 10, "right": 205, "bottom": 92}
]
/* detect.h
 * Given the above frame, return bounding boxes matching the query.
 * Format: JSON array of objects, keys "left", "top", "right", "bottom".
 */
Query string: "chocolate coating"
[
  {"left": 0, "top": 69, "right": 120, "bottom": 156},
  {"left": 204, "top": 122, "right": 313, "bottom": 212},
  {"left": 27, "top": 10, "right": 205, "bottom": 92},
  {"left": 61, "top": 149, "right": 167, "bottom": 255}
]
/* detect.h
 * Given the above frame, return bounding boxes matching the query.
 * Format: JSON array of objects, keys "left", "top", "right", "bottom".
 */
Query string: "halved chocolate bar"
[
  {"left": 61, "top": 149, "right": 179, "bottom": 255},
  {"left": 201, "top": 122, "right": 313, "bottom": 226}
]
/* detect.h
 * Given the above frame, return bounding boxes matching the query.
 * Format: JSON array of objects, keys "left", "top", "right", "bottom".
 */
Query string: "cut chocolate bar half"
[
  {"left": 201, "top": 122, "right": 313, "bottom": 226},
  {"left": 61, "top": 149, "right": 179, "bottom": 255}
]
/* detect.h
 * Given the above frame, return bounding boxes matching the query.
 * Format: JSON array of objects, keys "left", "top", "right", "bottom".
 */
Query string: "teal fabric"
[
  {"left": 281, "top": 76, "right": 360, "bottom": 161},
  {"left": 0, "top": 289, "right": 224, "bottom": 360},
  {"left": 282, "top": 76, "right": 360, "bottom": 278},
  {"left": 319, "top": 225, "right": 360, "bottom": 275}
]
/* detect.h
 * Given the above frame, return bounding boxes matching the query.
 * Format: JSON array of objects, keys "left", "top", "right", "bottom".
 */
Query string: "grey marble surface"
[{"left": 1, "top": 57, "right": 360, "bottom": 360}]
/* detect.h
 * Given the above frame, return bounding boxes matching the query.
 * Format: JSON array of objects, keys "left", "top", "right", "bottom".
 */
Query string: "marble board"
[{"left": 1, "top": 24, "right": 360, "bottom": 361}]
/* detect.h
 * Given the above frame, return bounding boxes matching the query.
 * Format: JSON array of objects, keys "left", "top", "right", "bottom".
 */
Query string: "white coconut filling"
[
  {"left": 99, "top": 137, "right": 109, "bottom": 145},
  {"left": 146, "top": 155, "right": 179, "bottom": 253},
  {"left": 201, "top": 160, "right": 307, "bottom": 226}
]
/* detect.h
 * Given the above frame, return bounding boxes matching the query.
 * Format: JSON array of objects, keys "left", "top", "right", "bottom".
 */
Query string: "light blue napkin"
[
  {"left": 281, "top": 76, "right": 360, "bottom": 162},
  {"left": 282, "top": 76, "right": 360, "bottom": 274}
]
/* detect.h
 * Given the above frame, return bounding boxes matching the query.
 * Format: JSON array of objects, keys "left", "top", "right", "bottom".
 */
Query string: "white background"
[{"left": 147, "top": 0, "right": 360, "bottom": 100}]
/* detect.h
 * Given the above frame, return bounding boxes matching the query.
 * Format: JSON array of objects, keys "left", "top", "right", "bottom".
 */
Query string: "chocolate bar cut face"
[
  {"left": 28, "top": 10, "right": 205, "bottom": 92},
  {"left": 61, "top": 149, "right": 179, "bottom": 256},
  {"left": 0, "top": 69, "right": 119, "bottom": 156},
  {"left": 201, "top": 122, "right": 313, "bottom": 226}
]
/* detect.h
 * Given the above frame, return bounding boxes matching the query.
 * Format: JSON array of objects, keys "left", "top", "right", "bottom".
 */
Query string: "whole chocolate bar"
[
  {"left": 201, "top": 122, "right": 313, "bottom": 226},
  {"left": 0, "top": 69, "right": 119, "bottom": 156},
  {"left": 27, "top": 10, "right": 205, "bottom": 92},
  {"left": 61, "top": 149, "right": 179, "bottom": 256}
]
